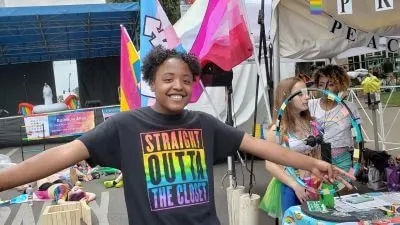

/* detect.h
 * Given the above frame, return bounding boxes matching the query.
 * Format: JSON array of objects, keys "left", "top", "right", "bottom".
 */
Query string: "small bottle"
[{"left": 26, "top": 185, "right": 33, "bottom": 206}]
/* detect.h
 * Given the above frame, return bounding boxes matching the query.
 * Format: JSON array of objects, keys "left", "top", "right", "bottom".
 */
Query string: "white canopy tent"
[
  {"left": 270, "top": 0, "right": 400, "bottom": 60},
  {"left": 269, "top": 0, "right": 400, "bottom": 151}
]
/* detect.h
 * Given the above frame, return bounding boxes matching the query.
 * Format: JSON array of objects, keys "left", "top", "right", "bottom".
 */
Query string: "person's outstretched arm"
[
  {"left": 240, "top": 133, "right": 320, "bottom": 172},
  {"left": 0, "top": 140, "right": 89, "bottom": 191},
  {"left": 239, "top": 133, "right": 354, "bottom": 185}
]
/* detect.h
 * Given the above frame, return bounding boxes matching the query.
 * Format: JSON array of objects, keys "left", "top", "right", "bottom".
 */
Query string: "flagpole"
[
  {"left": 199, "top": 80, "right": 224, "bottom": 121},
  {"left": 238, "top": 0, "right": 272, "bottom": 124},
  {"left": 272, "top": 5, "right": 280, "bottom": 90}
]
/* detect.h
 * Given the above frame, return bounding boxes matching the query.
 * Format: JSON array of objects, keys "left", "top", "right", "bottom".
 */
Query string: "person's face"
[
  {"left": 291, "top": 81, "right": 309, "bottom": 113},
  {"left": 150, "top": 58, "right": 193, "bottom": 115},
  {"left": 318, "top": 75, "right": 340, "bottom": 94}
]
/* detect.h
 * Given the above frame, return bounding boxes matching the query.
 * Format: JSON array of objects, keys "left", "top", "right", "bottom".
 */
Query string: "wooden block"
[
  {"left": 81, "top": 200, "right": 92, "bottom": 225},
  {"left": 40, "top": 202, "right": 81, "bottom": 225},
  {"left": 40, "top": 201, "right": 93, "bottom": 225},
  {"left": 66, "top": 212, "right": 71, "bottom": 225}
]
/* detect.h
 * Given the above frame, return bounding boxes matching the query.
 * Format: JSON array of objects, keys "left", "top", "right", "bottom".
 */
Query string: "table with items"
[{"left": 282, "top": 192, "right": 400, "bottom": 225}]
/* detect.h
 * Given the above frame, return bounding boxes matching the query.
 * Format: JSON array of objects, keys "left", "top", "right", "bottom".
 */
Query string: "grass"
[{"left": 380, "top": 90, "right": 400, "bottom": 106}]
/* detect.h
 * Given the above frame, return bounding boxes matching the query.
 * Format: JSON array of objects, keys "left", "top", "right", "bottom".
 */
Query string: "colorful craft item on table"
[
  {"left": 283, "top": 216, "right": 295, "bottom": 224},
  {"left": 320, "top": 183, "right": 335, "bottom": 208},
  {"left": 64, "top": 95, "right": 79, "bottom": 110},
  {"left": 309, "top": 0, "right": 323, "bottom": 15},
  {"left": 18, "top": 102, "right": 34, "bottom": 116},
  {"left": 303, "top": 176, "right": 321, "bottom": 200}
]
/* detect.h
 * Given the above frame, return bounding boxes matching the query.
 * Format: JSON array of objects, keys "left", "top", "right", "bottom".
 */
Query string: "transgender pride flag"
[
  {"left": 120, "top": 25, "right": 140, "bottom": 111},
  {"left": 140, "top": 0, "right": 203, "bottom": 104}
]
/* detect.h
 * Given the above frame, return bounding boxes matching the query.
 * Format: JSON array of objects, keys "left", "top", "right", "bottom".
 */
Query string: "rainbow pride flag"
[
  {"left": 18, "top": 102, "right": 34, "bottom": 116},
  {"left": 310, "top": 0, "right": 323, "bottom": 15},
  {"left": 120, "top": 25, "right": 141, "bottom": 111},
  {"left": 64, "top": 95, "right": 79, "bottom": 110}
]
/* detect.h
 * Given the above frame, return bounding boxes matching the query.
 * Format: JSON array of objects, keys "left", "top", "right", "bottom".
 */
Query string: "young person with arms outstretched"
[{"left": 0, "top": 46, "right": 353, "bottom": 225}]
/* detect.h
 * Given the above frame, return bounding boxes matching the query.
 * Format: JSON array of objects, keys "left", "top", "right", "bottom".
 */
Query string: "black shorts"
[{"left": 38, "top": 179, "right": 64, "bottom": 191}]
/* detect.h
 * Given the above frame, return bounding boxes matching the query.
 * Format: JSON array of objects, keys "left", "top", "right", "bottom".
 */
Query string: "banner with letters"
[
  {"left": 23, "top": 110, "right": 95, "bottom": 140},
  {"left": 328, "top": 18, "right": 400, "bottom": 53},
  {"left": 336, "top": 0, "right": 393, "bottom": 14}
]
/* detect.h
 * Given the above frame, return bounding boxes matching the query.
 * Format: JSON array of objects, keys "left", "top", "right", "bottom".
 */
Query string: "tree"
[{"left": 106, "top": 0, "right": 180, "bottom": 24}]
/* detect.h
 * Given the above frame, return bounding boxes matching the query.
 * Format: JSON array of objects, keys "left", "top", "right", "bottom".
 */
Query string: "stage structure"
[{"left": 0, "top": 3, "right": 139, "bottom": 147}]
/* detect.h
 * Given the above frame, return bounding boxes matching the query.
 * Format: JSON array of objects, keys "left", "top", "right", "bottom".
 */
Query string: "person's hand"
[
  {"left": 84, "top": 174, "right": 93, "bottom": 181},
  {"left": 292, "top": 183, "right": 309, "bottom": 204},
  {"left": 310, "top": 160, "right": 356, "bottom": 189}
]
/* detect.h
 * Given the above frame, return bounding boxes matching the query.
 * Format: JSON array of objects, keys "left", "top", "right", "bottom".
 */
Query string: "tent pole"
[
  {"left": 239, "top": 0, "right": 272, "bottom": 123},
  {"left": 272, "top": 6, "right": 280, "bottom": 88}
]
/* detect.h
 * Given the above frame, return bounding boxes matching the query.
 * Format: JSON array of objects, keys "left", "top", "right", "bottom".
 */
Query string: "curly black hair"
[
  {"left": 313, "top": 64, "right": 350, "bottom": 91},
  {"left": 141, "top": 45, "right": 201, "bottom": 84}
]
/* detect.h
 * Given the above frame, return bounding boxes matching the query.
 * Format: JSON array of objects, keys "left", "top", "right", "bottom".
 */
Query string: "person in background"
[
  {"left": 309, "top": 65, "right": 361, "bottom": 183},
  {"left": 260, "top": 77, "right": 324, "bottom": 219}
]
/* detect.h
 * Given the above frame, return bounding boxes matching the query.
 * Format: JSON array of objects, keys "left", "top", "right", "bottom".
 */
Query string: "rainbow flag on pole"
[
  {"left": 120, "top": 25, "right": 141, "bottom": 111},
  {"left": 310, "top": 0, "right": 323, "bottom": 15}
]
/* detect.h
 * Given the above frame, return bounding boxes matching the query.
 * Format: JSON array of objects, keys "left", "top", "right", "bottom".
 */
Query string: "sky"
[{"left": 53, "top": 61, "right": 79, "bottom": 98}]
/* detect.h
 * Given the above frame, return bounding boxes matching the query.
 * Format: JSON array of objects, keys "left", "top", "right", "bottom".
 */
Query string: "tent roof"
[
  {"left": 0, "top": 3, "right": 139, "bottom": 65},
  {"left": 271, "top": 0, "right": 400, "bottom": 59}
]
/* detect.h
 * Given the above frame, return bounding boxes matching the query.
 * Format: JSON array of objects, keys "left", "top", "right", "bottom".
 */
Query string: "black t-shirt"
[{"left": 79, "top": 107, "right": 245, "bottom": 225}]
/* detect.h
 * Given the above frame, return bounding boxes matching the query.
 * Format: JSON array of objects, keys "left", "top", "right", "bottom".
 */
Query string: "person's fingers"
[
  {"left": 327, "top": 165, "right": 334, "bottom": 183},
  {"left": 305, "top": 190, "right": 311, "bottom": 200},
  {"left": 321, "top": 174, "right": 330, "bottom": 184},
  {"left": 334, "top": 167, "right": 356, "bottom": 181},
  {"left": 306, "top": 187, "right": 317, "bottom": 195},
  {"left": 298, "top": 194, "right": 304, "bottom": 204},
  {"left": 295, "top": 192, "right": 304, "bottom": 204},
  {"left": 311, "top": 169, "right": 323, "bottom": 180},
  {"left": 335, "top": 176, "right": 353, "bottom": 190}
]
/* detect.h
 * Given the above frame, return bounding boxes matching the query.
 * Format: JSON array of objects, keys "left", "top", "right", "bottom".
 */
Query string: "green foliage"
[
  {"left": 380, "top": 91, "right": 400, "bottom": 107},
  {"left": 158, "top": 0, "right": 180, "bottom": 24},
  {"left": 106, "top": 0, "right": 180, "bottom": 24}
]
